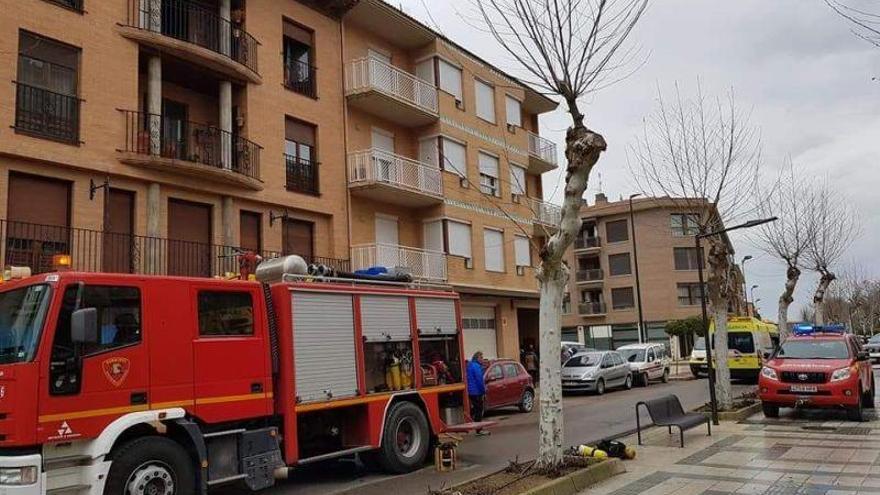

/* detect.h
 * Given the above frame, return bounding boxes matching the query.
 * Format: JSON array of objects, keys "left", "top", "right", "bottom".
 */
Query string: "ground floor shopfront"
[
  {"left": 458, "top": 292, "right": 540, "bottom": 361},
  {"left": 562, "top": 322, "right": 688, "bottom": 358}
]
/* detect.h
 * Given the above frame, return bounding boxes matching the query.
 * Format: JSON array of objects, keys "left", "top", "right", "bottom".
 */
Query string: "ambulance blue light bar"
[{"left": 792, "top": 323, "right": 847, "bottom": 335}]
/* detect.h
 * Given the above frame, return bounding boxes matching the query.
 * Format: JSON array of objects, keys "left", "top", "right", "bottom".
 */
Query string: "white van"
[{"left": 617, "top": 343, "right": 672, "bottom": 386}]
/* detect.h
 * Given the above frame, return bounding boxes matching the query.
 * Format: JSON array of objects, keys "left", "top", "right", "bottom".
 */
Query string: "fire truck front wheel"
[
  {"left": 378, "top": 401, "right": 430, "bottom": 474},
  {"left": 104, "top": 436, "right": 195, "bottom": 495}
]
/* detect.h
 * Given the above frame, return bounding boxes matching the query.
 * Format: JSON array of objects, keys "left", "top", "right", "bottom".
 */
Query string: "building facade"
[
  {"left": 559, "top": 194, "right": 744, "bottom": 358},
  {"left": 0, "top": 0, "right": 560, "bottom": 360}
]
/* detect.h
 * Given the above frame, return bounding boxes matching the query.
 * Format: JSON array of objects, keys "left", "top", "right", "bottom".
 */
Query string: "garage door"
[{"left": 462, "top": 306, "right": 497, "bottom": 359}]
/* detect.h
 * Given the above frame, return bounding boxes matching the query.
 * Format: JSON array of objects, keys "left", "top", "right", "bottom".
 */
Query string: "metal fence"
[
  {"left": 578, "top": 301, "right": 607, "bottom": 316},
  {"left": 575, "top": 269, "right": 603, "bottom": 283},
  {"left": 120, "top": 110, "right": 261, "bottom": 181},
  {"left": 0, "top": 220, "right": 349, "bottom": 278},
  {"left": 283, "top": 59, "right": 317, "bottom": 98},
  {"left": 125, "top": 0, "right": 259, "bottom": 74},
  {"left": 528, "top": 131, "right": 558, "bottom": 166},
  {"left": 285, "top": 154, "right": 319, "bottom": 195},
  {"left": 14, "top": 82, "right": 80, "bottom": 144}
]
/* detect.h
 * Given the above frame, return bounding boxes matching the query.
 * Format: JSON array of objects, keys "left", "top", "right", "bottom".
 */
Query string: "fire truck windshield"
[{"left": 0, "top": 284, "right": 52, "bottom": 364}]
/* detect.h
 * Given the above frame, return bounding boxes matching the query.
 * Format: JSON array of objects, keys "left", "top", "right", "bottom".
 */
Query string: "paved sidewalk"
[{"left": 585, "top": 408, "right": 880, "bottom": 494}]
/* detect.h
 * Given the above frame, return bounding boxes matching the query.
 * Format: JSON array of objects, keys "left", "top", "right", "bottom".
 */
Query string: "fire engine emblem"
[{"left": 102, "top": 357, "right": 131, "bottom": 387}]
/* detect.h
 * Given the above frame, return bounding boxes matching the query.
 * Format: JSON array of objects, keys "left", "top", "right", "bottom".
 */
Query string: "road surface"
[{"left": 254, "top": 376, "right": 753, "bottom": 495}]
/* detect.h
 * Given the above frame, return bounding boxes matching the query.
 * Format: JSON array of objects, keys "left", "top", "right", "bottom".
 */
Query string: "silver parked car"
[{"left": 561, "top": 350, "right": 633, "bottom": 395}]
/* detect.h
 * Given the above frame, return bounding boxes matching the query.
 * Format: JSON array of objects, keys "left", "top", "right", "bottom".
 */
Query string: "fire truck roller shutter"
[
  {"left": 462, "top": 306, "right": 498, "bottom": 359},
  {"left": 292, "top": 292, "right": 359, "bottom": 403},
  {"left": 361, "top": 295, "right": 411, "bottom": 342},
  {"left": 415, "top": 298, "right": 457, "bottom": 335}
]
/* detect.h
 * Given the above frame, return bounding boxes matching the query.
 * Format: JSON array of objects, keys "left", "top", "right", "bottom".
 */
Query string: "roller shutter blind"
[
  {"left": 514, "top": 235, "right": 531, "bottom": 267},
  {"left": 475, "top": 79, "right": 495, "bottom": 122},
  {"left": 483, "top": 228, "right": 504, "bottom": 272},
  {"left": 441, "top": 138, "right": 466, "bottom": 177},
  {"left": 438, "top": 59, "right": 463, "bottom": 100},
  {"left": 505, "top": 95, "right": 522, "bottom": 127},
  {"left": 415, "top": 298, "right": 457, "bottom": 335},
  {"left": 360, "top": 295, "right": 412, "bottom": 342},
  {"left": 510, "top": 164, "right": 526, "bottom": 196},
  {"left": 447, "top": 221, "right": 472, "bottom": 258},
  {"left": 292, "top": 292, "right": 358, "bottom": 403}
]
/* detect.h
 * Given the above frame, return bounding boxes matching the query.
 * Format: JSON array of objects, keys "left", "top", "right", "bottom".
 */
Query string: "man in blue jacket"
[{"left": 467, "top": 351, "right": 490, "bottom": 436}]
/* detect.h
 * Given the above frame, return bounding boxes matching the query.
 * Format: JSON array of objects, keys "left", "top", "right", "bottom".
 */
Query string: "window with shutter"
[
  {"left": 438, "top": 59, "right": 463, "bottom": 101},
  {"left": 424, "top": 220, "right": 444, "bottom": 252},
  {"left": 673, "top": 247, "right": 702, "bottom": 270},
  {"left": 419, "top": 137, "right": 439, "bottom": 167},
  {"left": 611, "top": 287, "right": 635, "bottom": 310},
  {"left": 475, "top": 79, "right": 495, "bottom": 123},
  {"left": 240, "top": 211, "right": 262, "bottom": 253},
  {"left": 478, "top": 152, "right": 500, "bottom": 196},
  {"left": 483, "top": 228, "right": 504, "bottom": 272},
  {"left": 447, "top": 220, "right": 472, "bottom": 259},
  {"left": 283, "top": 219, "right": 314, "bottom": 260},
  {"left": 514, "top": 235, "right": 531, "bottom": 267},
  {"left": 441, "top": 137, "right": 467, "bottom": 177},
  {"left": 608, "top": 253, "right": 632, "bottom": 276},
  {"left": 605, "top": 219, "right": 629, "bottom": 243},
  {"left": 505, "top": 95, "right": 522, "bottom": 127},
  {"left": 510, "top": 164, "right": 526, "bottom": 196}
]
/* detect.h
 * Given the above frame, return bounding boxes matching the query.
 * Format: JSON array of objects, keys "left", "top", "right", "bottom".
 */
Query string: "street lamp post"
[
  {"left": 697, "top": 217, "right": 777, "bottom": 426},
  {"left": 741, "top": 255, "right": 753, "bottom": 314},
  {"left": 629, "top": 193, "right": 646, "bottom": 343},
  {"left": 750, "top": 285, "right": 759, "bottom": 316}
]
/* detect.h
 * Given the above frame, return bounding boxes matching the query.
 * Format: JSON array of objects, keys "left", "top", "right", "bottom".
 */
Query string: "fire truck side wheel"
[
  {"left": 104, "top": 436, "right": 195, "bottom": 495},
  {"left": 378, "top": 402, "right": 430, "bottom": 474}
]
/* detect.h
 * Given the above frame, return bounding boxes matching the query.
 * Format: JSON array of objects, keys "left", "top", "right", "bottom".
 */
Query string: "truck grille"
[{"left": 780, "top": 371, "right": 827, "bottom": 384}]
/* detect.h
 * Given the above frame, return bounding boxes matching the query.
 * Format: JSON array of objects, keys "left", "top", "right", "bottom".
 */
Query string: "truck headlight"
[
  {"left": 0, "top": 466, "right": 38, "bottom": 485},
  {"left": 830, "top": 367, "right": 853, "bottom": 382},
  {"left": 761, "top": 367, "right": 778, "bottom": 381}
]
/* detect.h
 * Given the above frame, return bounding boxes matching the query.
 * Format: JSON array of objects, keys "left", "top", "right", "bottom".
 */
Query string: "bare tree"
[
  {"left": 807, "top": 182, "right": 860, "bottom": 324},
  {"left": 474, "top": 0, "right": 648, "bottom": 468},
  {"left": 826, "top": 0, "right": 880, "bottom": 47},
  {"left": 821, "top": 263, "right": 878, "bottom": 333},
  {"left": 755, "top": 162, "right": 816, "bottom": 337},
  {"left": 628, "top": 83, "right": 761, "bottom": 410}
]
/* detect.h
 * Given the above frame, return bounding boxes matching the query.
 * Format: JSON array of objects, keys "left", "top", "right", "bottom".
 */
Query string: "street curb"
[
  {"left": 519, "top": 459, "right": 626, "bottom": 495},
  {"left": 717, "top": 401, "right": 762, "bottom": 422}
]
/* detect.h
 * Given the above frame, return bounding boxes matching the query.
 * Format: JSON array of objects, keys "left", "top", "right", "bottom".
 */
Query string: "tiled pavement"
[{"left": 584, "top": 407, "right": 880, "bottom": 494}]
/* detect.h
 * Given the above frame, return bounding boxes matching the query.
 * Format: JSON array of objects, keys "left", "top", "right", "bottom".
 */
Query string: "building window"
[
  {"left": 447, "top": 220, "right": 473, "bottom": 260},
  {"left": 505, "top": 95, "right": 522, "bottom": 128},
  {"left": 475, "top": 79, "right": 496, "bottom": 123},
  {"left": 605, "top": 219, "right": 629, "bottom": 243},
  {"left": 608, "top": 253, "right": 632, "bottom": 276},
  {"left": 198, "top": 291, "right": 254, "bottom": 336},
  {"left": 438, "top": 59, "right": 463, "bottom": 102},
  {"left": 240, "top": 211, "right": 262, "bottom": 253},
  {"left": 478, "top": 152, "right": 500, "bottom": 196},
  {"left": 285, "top": 117, "right": 319, "bottom": 194},
  {"left": 514, "top": 235, "right": 531, "bottom": 267},
  {"left": 677, "top": 283, "right": 705, "bottom": 306},
  {"left": 15, "top": 31, "right": 81, "bottom": 144},
  {"left": 441, "top": 137, "right": 467, "bottom": 177},
  {"left": 43, "top": 0, "right": 84, "bottom": 12},
  {"left": 562, "top": 293, "right": 572, "bottom": 314},
  {"left": 611, "top": 287, "right": 635, "bottom": 310},
  {"left": 283, "top": 219, "right": 314, "bottom": 260},
  {"left": 671, "top": 213, "right": 701, "bottom": 237},
  {"left": 510, "top": 164, "right": 526, "bottom": 196},
  {"left": 283, "top": 20, "right": 316, "bottom": 97},
  {"left": 673, "top": 247, "right": 702, "bottom": 271},
  {"left": 483, "top": 228, "right": 505, "bottom": 272}
]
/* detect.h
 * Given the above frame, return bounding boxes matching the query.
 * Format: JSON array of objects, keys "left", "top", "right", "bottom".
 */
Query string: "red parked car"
[
  {"left": 759, "top": 324, "right": 875, "bottom": 421},
  {"left": 484, "top": 359, "right": 535, "bottom": 413}
]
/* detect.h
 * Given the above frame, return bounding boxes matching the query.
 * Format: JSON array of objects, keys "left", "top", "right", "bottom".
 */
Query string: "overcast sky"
[{"left": 397, "top": 0, "right": 880, "bottom": 320}]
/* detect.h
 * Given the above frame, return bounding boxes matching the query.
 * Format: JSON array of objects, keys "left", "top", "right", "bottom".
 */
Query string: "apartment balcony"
[
  {"left": 351, "top": 243, "right": 447, "bottom": 282},
  {"left": 13, "top": 82, "right": 80, "bottom": 144},
  {"left": 118, "top": 110, "right": 262, "bottom": 190},
  {"left": 285, "top": 155, "right": 319, "bottom": 195},
  {"left": 578, "top": 301, "right": 607, "bottom": 316},
  {"left": 348, "top": 149, "right": 443, "bottom": 207},
  {"left": 120, "top": 0, "right": 261, "bottom": 84},
  {"left": 574, "top": 236, "right": 602, "bottom": 251},
  {"left": 528, "top": 131, "right": 558, "bottom": 173},
  {"left": 575, "top": 269, "right": 604, "bottom": 284},
  {"left": 527, "top": 197, "right": 562, "bottom": 234},
  {"left": 345, "top": 57, "right": 438, "bottom": 127}
]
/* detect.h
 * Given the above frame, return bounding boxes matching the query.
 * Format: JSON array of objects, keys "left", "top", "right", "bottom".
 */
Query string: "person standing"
[
  {"left": 466, "top": 351, "right": 490, "bottom": 436},
  {"left": 522, "top": 344, "right": 539, "bottom": 383}
]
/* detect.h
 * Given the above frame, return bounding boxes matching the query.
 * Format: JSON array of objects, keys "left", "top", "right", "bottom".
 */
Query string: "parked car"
[
  {"left": 759, "top": 324, "right": 875, "bottom": 421},
  {"left": 484, "top": 359, "right": 535, "bottom": 413},
  {"left": 561, "top": 341, "right": 594, "bottom": 362},
  {"left": 562, "top": 350, "right": 632, "bottom": 394},
  {"left": 618, "top": 343, "right": 671, "bottom": 386},
  {"left": 864, "top": 333, "right": 880, "bottom": 363}
]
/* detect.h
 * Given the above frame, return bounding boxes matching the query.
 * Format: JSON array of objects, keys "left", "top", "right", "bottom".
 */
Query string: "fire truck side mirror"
[{"left": 71, "top": 307, "right": 99, "bottom": 345}]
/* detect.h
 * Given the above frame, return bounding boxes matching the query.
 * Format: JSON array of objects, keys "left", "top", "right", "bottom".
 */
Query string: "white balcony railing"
[
  {"left": 528, "top": 131, "right": 558, "bottom": 166},
  {"left": 348, "top": 149, "right": 443, "bottom": 197},
  {"left": 346, "top": 57, "right": 438, "bottom": 114},
  {"left": 527, "top": 197, "right": 562, "bottom": 226},
  {"left": 351, "top": 243, "right": 448, "bottom": 281}
]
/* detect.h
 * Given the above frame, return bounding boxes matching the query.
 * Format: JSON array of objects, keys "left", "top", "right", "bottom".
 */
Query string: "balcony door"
[
  {"left": 5, "top": 173, "right": 71, "bottom": 273},
  {"left": 161, "top": 99, "right": 188, "bottom": 161},
  {"left": 371, "top": 127, "right": 396, "bottom": 183},
  {"left": 282, "top": 219, "right": 314, "bottom": 262},
  {"left": 168, "top": 199, "right": 212, "bottom": 277},
  {"left": 102, "top": 189, "right": 135, "bottom": 273},
  {"left": 367, "top": 49, "right": 395, "bottom": 95},
  {"left": 375, "top": 214, "right": 400, "bottom": 269}
]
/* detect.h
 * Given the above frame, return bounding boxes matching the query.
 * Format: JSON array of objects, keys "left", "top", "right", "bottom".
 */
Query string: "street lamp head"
[
  {"left": 741, "top": 217, "right": 778, "bottom": 229},
  {"left": 751, "top": 284, "right": 759, "bottom": 290},
  {"left": 629, "top": 193, "right": 642, "bottom": 200},
  {"left": 742, "top": 255, "right": 753, "bottom": 263}
]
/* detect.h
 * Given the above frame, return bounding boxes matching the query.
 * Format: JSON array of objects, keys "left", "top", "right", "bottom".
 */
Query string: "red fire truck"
[{"left": 0, "top": 257, "right": 480, "bottom": 495}]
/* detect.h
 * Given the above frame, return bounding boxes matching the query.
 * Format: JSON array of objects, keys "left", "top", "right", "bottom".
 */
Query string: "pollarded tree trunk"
[
  {"left": 536, "top": 119, "right": 607, "bottom": 469},
  {"left": 813, "top": 269, "right": 836, "bottom": 325},
  {"left": 777, "top": 263, "right": 801, "bottom": 338},
  {"left": 707, "top": 240, "right": 732, "bottom": 410}
]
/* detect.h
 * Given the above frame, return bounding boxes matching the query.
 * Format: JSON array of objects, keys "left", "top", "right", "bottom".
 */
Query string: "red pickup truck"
[{"left": 759, "top": 324, "right": 875, "bottom": 421}]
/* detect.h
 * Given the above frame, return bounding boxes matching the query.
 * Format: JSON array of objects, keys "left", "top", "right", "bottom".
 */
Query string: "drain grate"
[
  {"left": 835, "top": 426, "right": 872, "bottom": 435},
  {"left": 800, "top": 425, "right": 838, "bottom": 432}
]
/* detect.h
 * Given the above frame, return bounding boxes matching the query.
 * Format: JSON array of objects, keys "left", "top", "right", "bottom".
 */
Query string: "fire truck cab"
[{"left": 0, "top": 261, "right": 475, "bottom": 495}]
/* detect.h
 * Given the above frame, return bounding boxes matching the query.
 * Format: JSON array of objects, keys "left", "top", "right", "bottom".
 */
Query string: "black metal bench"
[{"left": 636, "top": 394, "right": 711, "bottom": 448}]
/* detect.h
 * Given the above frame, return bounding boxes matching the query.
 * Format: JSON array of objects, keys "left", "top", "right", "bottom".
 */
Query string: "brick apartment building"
[
  {"left": 557, "top": 194, "right": 746, "bottom": 358},
  {"left": 0, "top": 0, "right": 562, "bottom": 360}
]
